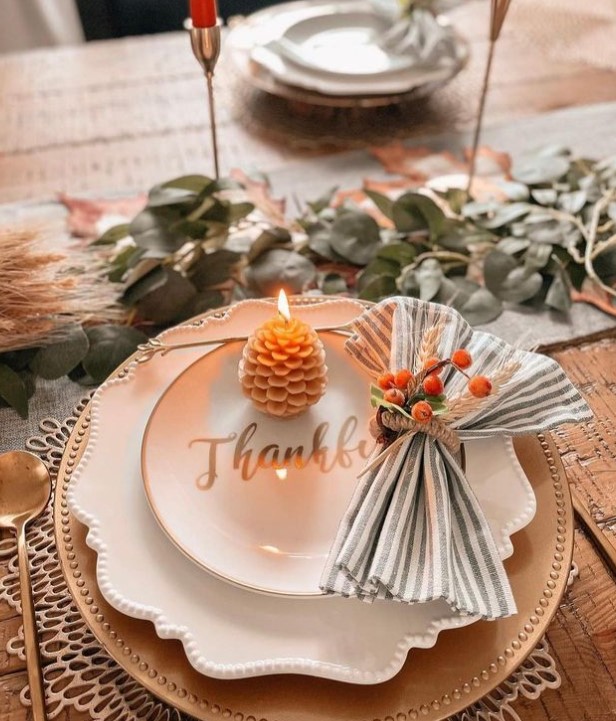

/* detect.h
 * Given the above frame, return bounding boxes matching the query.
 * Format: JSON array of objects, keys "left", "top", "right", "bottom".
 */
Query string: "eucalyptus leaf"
[
  {"left": 396, "top": 265, "right": 420, "bottom": 297},
  {"left": 393, "top": 193, "right": 444, "bottom": 240},
  {"left": 531, "top": 189, "right": 558, "bottom": 206},
  {"left": 82, "top": 325, "right": 148, "bottom": 384},
  {"left": 416, "top": 259, "right": 444, "bottom": 301},
  {"left": 135, "top": 268, "right": 197, "bottom": 325},
  {"left": 497, "top": 237, "right": 530, "bottom": 255},
  {"left": 161, "top": 175, "right": 214, "bottom": 194},
  {"left": 365, "top": 189, "right": 395, "bottom": 220},
  {"left": 130, "top": 210, "right": 186, "bottom": 258},
  {"left": 484, "top": 250, "right": 543, "bottom": 303},
  {"left": 306, "top": 224, "right": 344, "bottom": 262},
  {"left": 462, "top": 201, "right": 498, "bottom": 218},
  {"left": 480, "top": 203, "right": 531, "bottom": 230},
  {"left": 188, "top": 290, "right": 225, "bottom": 315},
  {"left": 170, "top": 219, "right": 210, "bottom": 240},
  {"left": 377, "top": 242, "right": 416, "bottom": 266},
  {"left": 436, "top": 219, "right": 477, "bottom": 252},
  {"left": 357, "top": 258, "right": 399, "bottom": 294},
  {"left": 456, "top": 287, "right": 503, "bottom": 325},
  {"left": 0, "top": 348, "right": 39, "bottom": 371},
  {"left": 123, "top": 258, "right": 164, "bottom": 291},
  {"left": 121, "top": 264, "right": 167, "bottom": 306},
  {"left": 307, "top": 186, "right": 338, "bottom": 214},
  {"left": 107, "top": 244, "right": 144, "bottom": 282},
  {"left": 512, "top": 156, "right": 570, "bottom": 185},
  {"left": 441, "top": 188, "right": 468, "bottom": 214},
  {"left": 545, "top": 273, "right": 572, "bottom": 313},
  {"left": 29, "top": 325, "right": 89, "bottom": 380},
  {"left": 0, "top": 363, "right": 29, "bottom": 418},
  {"left": 321, "top": 273, "right": 348, "bottom": 295},
  {"left": 93, "top": 223, "right": 131, "bottom": 246},
  {"left": 594, "top": 246, "right": 616, "bottom": 284},
  {"left": 247, "top": 227, "right": 292, "bottom": 263},
  {"left": 329, "top": 211, "right": 382, "bottom": 265},
  {"left": 189, "top": 249, "right": 241, "bottom": 289},
  {"left": 358, "top": 274, "right": 397, "bottom": 302},
  {"left": 246, "top": 248, "right": 316, "bottom": 296},
  {"left": 148, "top": 185, "right": 197, "bottom": 208},
  {"left": 557, "top": 190, "right": 587, "bottom": 214},
  {"left": 535, "top": 144, "right": 570, "bottom": 158},
  {"left": 227, "top": 202, "right": 255, "bottom": 223},
  {"left": 493, "top": 180, "right": 530, "bottom": 201},
  {"left": 524, "top": 243, "right": 553, "bottom": 270},
  {"left": 524, "top": 218, "right": 570, "bottom": 246}
]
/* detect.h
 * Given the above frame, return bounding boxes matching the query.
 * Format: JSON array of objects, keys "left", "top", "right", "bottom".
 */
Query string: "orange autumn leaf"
[
  {"left": 332, "top": 188, "right": 394, "bottom": 228},
  {"left": 463, "top": 146, "right": 512, "bottom": 178},
  {"left": 59, "top": 193, "right": 147, "bottom": 239},
  {"left": 571, "top": 286, "right": 616, "bottom": 318},
  {"left": 230, "top": 168, "right": 287, "bottom": 227},
  {"left": 371, "top": 145, "right": 466, "bottom": 181}
]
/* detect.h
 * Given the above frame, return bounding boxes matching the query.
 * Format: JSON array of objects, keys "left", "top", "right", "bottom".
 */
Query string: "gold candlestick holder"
[
  {"left": 466, "top": 0, "right": 512, "bottom": 195},
  {"left": 190, "top": 23, "right": 222, "bottom": 179}
]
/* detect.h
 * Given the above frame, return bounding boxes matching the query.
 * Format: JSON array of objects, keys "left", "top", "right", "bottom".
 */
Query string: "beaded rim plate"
[
  {"left": 65, "top": 297, "right": 536, "bottom": 682},
  {"left": 55, "top": 299, "right": 575, "bottom": 720},
  {"left": 141, "top": 331, "right": 534, "bottom": 599}
]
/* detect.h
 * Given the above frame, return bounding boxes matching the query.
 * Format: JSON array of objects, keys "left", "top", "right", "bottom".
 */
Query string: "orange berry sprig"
[{"left": 371, "top": 347, "right": 493, "bottom": 440}]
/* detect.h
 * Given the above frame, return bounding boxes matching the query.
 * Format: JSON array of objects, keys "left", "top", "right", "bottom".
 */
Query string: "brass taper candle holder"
[{"left": 189, "top": 23, "right": 222, "bottom": 179}]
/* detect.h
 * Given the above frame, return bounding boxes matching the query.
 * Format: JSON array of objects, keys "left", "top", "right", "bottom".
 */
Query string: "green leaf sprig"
[{"left": 2, "top": 146, "right": 615, "bottom": 418}]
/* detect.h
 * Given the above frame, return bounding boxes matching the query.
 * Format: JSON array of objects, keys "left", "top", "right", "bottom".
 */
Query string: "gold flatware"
[
  {"left": 571, "top": 486, "right": 616, "bottom": 577},
  {"left": 0, "top": 451, "right": 51, "bottom": 721}
]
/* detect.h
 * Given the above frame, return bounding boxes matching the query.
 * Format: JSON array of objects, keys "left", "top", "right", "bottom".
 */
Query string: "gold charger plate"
[{"left": 54, "top": 314, "right": 574, "bottom": 720}]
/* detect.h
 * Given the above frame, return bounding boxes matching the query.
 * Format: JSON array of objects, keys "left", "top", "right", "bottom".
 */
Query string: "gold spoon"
[{"left": 0, "top": 451, "right": 51, "bottom": 721}]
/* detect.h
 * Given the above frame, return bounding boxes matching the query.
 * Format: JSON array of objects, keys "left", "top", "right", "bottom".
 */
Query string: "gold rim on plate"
[{"left": 54, "top": 302, "right": 575, "bottom": 721}]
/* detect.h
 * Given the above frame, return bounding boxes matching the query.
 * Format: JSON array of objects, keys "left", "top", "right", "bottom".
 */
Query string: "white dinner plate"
[
  {"left": 276, "top": 11, "right": 414, "bottom": 76},
  {"left": 68, "top": 298, "right": 536, "bottom": 683},
  {"left": 228, "top": 0, "right": 469, "bottom": 97},
  {"left": 142, "top": 332, "right": 374, "bottom": 597}
]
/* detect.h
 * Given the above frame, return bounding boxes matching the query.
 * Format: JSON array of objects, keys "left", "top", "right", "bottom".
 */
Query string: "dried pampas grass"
[{"left": 0, "top": 228, "right": 119, "bottom": 353}]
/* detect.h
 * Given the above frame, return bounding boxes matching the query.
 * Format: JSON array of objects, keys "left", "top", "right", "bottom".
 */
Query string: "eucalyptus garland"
[{"left": 1, "top": 146, "right": 615, "bottom": 418}]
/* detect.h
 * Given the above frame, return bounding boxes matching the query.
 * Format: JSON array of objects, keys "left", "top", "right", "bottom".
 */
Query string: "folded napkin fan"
[
  {"left": 320, "top": 298, "right": 592, "bottom": 620},
  {"left": 378, "top": 8, "right": 460, "bottom": 68}
]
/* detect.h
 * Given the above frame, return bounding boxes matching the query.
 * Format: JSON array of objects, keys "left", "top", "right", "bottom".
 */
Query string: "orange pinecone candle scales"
[{"left": 239, "top": 291, "right": 328, "bottom": 418}]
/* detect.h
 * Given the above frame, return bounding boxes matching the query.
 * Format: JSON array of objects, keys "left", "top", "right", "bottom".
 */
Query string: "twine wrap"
[{"left": 380, "top": 410, "right": 461, "bottom": 452}]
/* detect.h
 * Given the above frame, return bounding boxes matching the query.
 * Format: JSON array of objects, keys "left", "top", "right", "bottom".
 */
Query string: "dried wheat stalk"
[
  {"left": 416, "top": 321, "right": 445, "bottom": 371},
  {"left": 446, "top": 358, "right": 522, "bottom": 423},
  {"left": 0, "top": 228, "right": 119, "bottom": 352}
]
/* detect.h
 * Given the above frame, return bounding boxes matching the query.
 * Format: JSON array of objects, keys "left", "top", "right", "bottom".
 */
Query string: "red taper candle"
[{"left": 190, "top": 0, "right": 218, "bottom": 28}]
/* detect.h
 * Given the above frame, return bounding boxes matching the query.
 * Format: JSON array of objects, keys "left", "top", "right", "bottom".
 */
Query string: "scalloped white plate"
[{"left": 67, "top": 298, "right": 536, "bottom": 684}]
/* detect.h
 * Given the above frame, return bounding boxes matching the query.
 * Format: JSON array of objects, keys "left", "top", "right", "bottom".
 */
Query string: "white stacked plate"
[
  {"left": 67, "top": 297, "right": 536, "bottom": 684},
  {"left": 227, "top": 0, "right": 469, "bottom": 106}
]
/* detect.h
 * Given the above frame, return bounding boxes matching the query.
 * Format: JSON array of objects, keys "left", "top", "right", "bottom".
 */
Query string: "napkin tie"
[{"left": 320, "top": 297, "right": 593, "bottom": 620}]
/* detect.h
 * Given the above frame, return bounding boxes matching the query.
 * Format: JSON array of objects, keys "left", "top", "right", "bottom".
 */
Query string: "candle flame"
[
  {"left": 275, "top": 467, "right": 288, "bottom": 480},
  {"left": 277, "top": 289, "right": 291, "bottom": 321}
]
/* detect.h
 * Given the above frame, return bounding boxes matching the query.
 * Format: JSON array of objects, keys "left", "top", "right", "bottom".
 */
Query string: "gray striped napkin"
[{"left": 320, "top": 297, "right": 592, "bottom": 620}]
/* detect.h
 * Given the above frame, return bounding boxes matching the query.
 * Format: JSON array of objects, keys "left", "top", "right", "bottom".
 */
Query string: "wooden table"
[{"left": 1, "top": 1, "right": 616, "bottom": 718}]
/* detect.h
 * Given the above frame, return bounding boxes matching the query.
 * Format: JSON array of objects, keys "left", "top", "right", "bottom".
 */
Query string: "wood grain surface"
[
  {"left": 0, "top": 0, "right": 616, "bottom": 717},
  {"left": 1, "top": 0, "right": 616, "bottom": 203}
]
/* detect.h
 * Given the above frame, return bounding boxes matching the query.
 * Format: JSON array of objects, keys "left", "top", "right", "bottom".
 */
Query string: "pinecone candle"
[{"left": 239, "top": 291, "right": 328, "bottom": 418}]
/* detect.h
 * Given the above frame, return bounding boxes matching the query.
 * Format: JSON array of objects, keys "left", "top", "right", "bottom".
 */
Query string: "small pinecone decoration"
[{"left": 239, "top": 318, "right": 328, "bottom": 418}]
